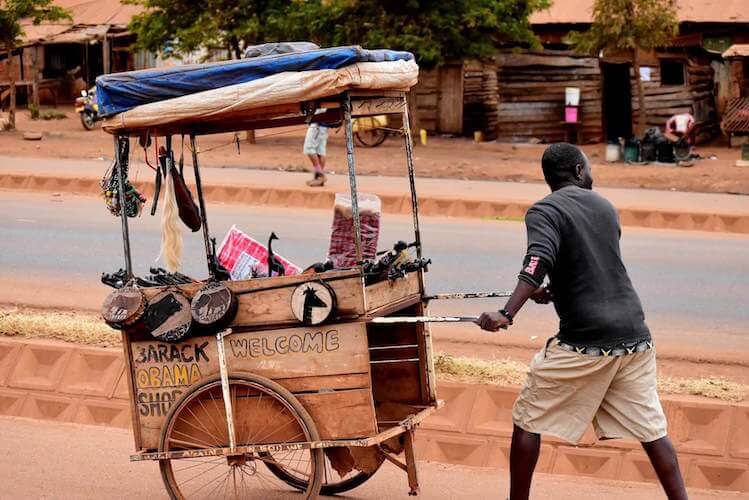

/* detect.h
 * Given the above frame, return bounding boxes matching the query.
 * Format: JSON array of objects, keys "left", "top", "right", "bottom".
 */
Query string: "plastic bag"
[
  {"left": 217, "top": 225, "right": 301, "bottom": 280},
  {"left": 328, "top": 193, "right": 381, "bottom": 268}
]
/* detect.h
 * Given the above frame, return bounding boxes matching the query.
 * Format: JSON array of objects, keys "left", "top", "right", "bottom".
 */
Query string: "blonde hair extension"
[{"left": 157, "top": 171, "right": 183, "bottom": 272}]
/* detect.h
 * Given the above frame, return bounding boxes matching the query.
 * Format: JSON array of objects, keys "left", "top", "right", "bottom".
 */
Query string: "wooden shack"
[
  {"left": 720, "top": 44, "right": 749, "bottom": 142},
  {"left": 410, "top": 59, "right": 498, "bottom": 140},
  {"left": 495, "top": 50, "right": 602, "bottom": 142}
]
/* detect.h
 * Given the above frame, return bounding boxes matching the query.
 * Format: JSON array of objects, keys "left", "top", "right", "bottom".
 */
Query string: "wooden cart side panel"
[
  {"left": 230, "top": 277, "right": 364, "bottom": 327},
  {"left": 297, "top": 389, "right": 378, "bottom": 440},
  {"left": 365, "top": 273, "right": 421, "bottom": 315},
  {"left": 128, "top": 321, "right": 375, "bottom": 450},
  {"left": 140, "top": 271, "right": 365, "bottom": 328}
]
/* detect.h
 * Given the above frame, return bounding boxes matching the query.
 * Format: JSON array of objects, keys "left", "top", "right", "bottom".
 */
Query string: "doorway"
[{"left": 601, "top": 62, "right": 633, "bottom": 141}]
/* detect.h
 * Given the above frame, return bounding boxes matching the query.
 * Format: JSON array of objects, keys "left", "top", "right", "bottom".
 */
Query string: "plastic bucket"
[
  {"left": 565, "top": 106, "right": 578, "bottom": 123},
  {"left": 605, "top": 143, "right": 621, "bottom": 162},
  {"left": 623, "top": 141, "right": 640, "bottom": 162},
  {"left": 565, "top": 87, "right": 581, "bottom": 106}
]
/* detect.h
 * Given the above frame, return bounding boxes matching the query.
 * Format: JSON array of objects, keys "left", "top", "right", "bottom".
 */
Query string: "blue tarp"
[{"left": 96, "top": 46, "right": 413, "bottom": 117}]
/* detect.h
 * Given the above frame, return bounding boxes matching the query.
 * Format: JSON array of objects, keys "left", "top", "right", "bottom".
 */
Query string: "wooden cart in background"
[{"left": 102, "top": 84, "right": 444, "bottom": 499}]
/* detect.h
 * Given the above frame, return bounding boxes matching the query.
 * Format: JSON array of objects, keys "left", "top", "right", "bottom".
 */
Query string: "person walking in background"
[
  {"left": 304, "top": 122, "right": 329, "bottom": 187},
  {"left": 477, "top": 143, "right": 688, "bottom": 500}
]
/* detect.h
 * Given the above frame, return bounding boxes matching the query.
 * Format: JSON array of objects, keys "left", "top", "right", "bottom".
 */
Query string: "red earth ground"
[{"left": 1, "top": 105, "right": 748, "bottom": 195}]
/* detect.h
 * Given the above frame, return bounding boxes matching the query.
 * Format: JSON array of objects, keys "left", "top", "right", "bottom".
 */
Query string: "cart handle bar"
[
  {"left": 370, "top": 315, "right": 479, "bottom": 324},
  {"left": 425, "top": 291, "right": 513, "bottom": 301}
]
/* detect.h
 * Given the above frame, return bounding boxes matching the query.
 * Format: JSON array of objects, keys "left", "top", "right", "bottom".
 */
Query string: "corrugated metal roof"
[
  {"left": 19, "top": 0, "right": 141, "bottom": 44},
  {"left": 531, "top": 0, "right": 749, "bottom": 24},
  {"left": 723, "top": 44, "right": 749, "bottom": 57}
]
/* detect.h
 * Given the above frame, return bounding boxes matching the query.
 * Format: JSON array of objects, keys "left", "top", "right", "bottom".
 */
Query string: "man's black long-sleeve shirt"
[{"left": 521, "top": 185, "right": 651, "bottom": 349}]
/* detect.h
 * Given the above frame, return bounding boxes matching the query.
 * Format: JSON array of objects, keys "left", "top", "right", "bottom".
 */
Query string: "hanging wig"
[{"left": 158, "top": 169, "right": 183, "bottom": 272}]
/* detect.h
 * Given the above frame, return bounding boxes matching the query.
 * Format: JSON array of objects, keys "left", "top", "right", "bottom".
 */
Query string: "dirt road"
[
  {"left": 0, "top": 416, "right": 739, "bottom": 499},
  {"left": 2, "top": 190, "right": 747, "bottom": 383},
  {"left": 1, "top": 105, "right": 748, "bottom": 195}
]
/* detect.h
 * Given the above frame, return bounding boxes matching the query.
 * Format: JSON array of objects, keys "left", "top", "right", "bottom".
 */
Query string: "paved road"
[
  {"left": 0, "top": 416, "right": 736, "bottom": 500},
  {"left": 1, "top": 190, "right": 748, "bottom": 358}
]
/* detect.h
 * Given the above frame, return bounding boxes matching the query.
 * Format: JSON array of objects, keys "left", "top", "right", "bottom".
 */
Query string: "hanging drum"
[
  {"left": 143, "top": 289, "right": 193, "bottom": 342},
  {"left": 290, "top": 281, "right": 337, "bottom": 326},
  {"left": 101, "top": 286, "right": 146, "bottom": 329},
  {"left": 190, "top": 281, "right": 238, "bottom": 328}
]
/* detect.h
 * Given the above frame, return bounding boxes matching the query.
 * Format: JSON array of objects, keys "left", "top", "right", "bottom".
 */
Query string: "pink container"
[{"left": 565, "top": 106, "right": 578, "bottom": 123}]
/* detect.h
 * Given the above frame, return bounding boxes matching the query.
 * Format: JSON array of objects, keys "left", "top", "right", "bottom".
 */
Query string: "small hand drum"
[
  {"left": 290, "top": 281, "right": 337, "bottom": 326},
  {"left": 101, "top": 286, "right": 146, "bottom": 329},
  {"left": 143, "top": 289, "right": 192, "bottom": 342},
  {"left": 190, "top": 281, "right": 238, "bottom": 328}
]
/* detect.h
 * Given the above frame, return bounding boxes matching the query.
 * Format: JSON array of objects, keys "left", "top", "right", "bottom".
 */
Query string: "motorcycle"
[{"left": 75, "top": 87, "right": 100, "bottom": 130}]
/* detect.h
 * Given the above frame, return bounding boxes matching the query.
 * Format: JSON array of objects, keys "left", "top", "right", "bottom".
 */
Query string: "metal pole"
[
  {"left": 189, "top": 134, "right": 215, "bottom": 279},
  {"left": 370, "top": 315, "right": 479, "bottom": 324},
  {"left": 114, "top": 136, "right": 133, "bottom": 278},
  {"left": 425, "top": 291, "right": 514, "bottom": 301},
  {"left": 343, "top": 92, "right": 363, "bottom": 263},
  {"left": 216, "top": 329, "right": 237, "bottom": 452},
  {"left": 401, "top": 96, "right": 422, "bottom": 260}
]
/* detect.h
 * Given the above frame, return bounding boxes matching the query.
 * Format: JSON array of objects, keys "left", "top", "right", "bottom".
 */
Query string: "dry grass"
[
  {"left": 0, "top": 309, "right": 120, "bottom": 348},
  {"left": 0, "top": 310, "right": 746, "bottom": 402},
  {"left": 434, "top": 352, "right": 528, "bottom": 386},
  {"left": 657, "top": 376, "right": 748, "bottom": 403}
]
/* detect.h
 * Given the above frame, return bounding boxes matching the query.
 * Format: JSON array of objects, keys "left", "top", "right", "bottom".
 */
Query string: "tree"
[
  {"left": 128, "top": 0, "right": 549, "bottom": 68},
  {"left": 567, "top": 0, "right": 678, "bottom": 136},
  {"left": 0, "top": 0, "right": 70, "bottom": 129},
  {"left": 127, "top": 0, "right": 291, "bottom": 60},
  {"left": 274, "top": 0, "right": 550, "bottom": 68}
]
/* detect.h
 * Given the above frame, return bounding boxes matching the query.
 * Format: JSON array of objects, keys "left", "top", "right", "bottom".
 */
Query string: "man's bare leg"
[
  {"left": 306, "top": 154, "right": 320, "bottom": 174},
  {"left": 642, "top": 436, "right": 688, "bottom": 500},
  {"left": 509, "top": 425, "right": 540, "bottom": 500}
]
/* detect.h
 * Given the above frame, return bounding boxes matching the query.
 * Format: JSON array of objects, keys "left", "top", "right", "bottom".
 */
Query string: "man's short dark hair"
[{"left": 541, "top": 143, "right": 586, "bottom": 186}]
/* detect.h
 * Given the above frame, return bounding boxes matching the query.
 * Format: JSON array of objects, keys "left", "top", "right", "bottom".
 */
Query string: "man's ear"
[{"left": 575, "top": 163, "right": 584, "bottom": 180}]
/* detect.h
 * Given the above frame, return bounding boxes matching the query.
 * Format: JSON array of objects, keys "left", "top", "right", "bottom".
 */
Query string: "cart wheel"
[
  {"left": 263, "top": 448, "right": 383, "bottom": 495},
  {"left": 80, "top": 110, "right": 96, "bottom": 130},
  {"left": 354, "top": 128, "right": 387, "bottom": 147},
  {"left": 158, "top": 374, "right": 323, "bottom": 499}
]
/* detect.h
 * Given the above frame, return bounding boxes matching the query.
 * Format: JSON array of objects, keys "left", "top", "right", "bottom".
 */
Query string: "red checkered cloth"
[
  {"left": 217, "top": 225, "right": 301, "bottom": 279},
  {"left": 328, "top": 211, "right": 380, "bottom": 267}
]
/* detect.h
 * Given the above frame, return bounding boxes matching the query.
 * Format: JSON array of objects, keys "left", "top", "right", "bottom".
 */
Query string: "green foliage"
[
  {"left": 0, "top": 0, "right": 71, "bottom": 49},
  {"left": 126, "top": 0, "right": 290, "bottom": 59},
  {"left": 126, "top": 0, "right": 549, "bottom": 66},
  {"left": 28, "top": 102, "right": 38, "bottom": 119},
  {"left": 566, "top": 0, "right": 678, "bottom": 55}
]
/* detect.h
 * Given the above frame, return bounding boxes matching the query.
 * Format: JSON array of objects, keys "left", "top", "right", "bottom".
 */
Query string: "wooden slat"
[
  {"left": 141, "top": 270, "right": 365, "bottom": 329},
  {"left": 298, "top": 389, "right": 378, "bottom": 440},
  {"left": 352, "top": 97, "right": 405, "bottom": 117},
  {"left": 366, "top": 273, "right": 421, "bottom": 314},
  {"left": 278, "top": 373, "right": 371, "bottom": 393}
]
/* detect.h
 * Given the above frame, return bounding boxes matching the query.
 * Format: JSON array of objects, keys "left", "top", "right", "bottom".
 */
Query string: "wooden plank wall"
[
  {"left": 630, "top": 53, "right": 719, "bottom": 142},
  {"left": 463, "top": 60, "right": 499, "bottom": 139},
  {"left": 496, "top": 50, "right": 603, "bottom": 142},
  {"left": 411, "top": 67, "right": 440, "bottom": 133}
]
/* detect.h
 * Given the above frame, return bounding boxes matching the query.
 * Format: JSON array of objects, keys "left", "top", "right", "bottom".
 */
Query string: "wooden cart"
[{"left": 102, "top": 85, "right": 445, "bottom": 498}]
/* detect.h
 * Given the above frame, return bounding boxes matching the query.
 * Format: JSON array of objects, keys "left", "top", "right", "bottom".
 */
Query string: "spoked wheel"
[
  {"left": 159, "top": 374, "right": 323, "bottom": 499},
  {"left": 263, "top": 447, "right": 383, "bottom": 495},
  {"left": 354, "top": 128, "right": 387, "bottom": 147},
  {"left": 80, "top": 110, "right": 96, "bottom": 130}
]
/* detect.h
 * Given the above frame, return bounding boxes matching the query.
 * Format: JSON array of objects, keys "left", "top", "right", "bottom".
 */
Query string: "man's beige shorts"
[{"left": 512, "top": 339, "right": 667, "bottom": 444}]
